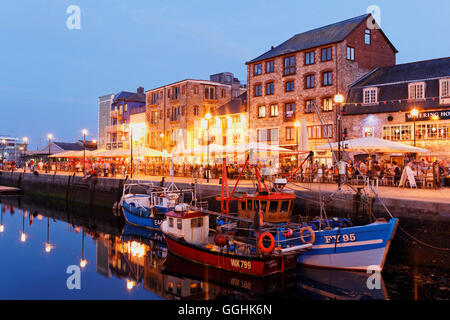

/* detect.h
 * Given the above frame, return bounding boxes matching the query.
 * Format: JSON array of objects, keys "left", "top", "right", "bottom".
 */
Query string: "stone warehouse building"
[
  {"left": 145, "top": 73, "right": 246, "bottom": 153},
  {"left": 246, "top": 14, "right": 397, "bottom": 165},
  {"left": 344, "top": 57, "right": 450, "bottom": 162}
]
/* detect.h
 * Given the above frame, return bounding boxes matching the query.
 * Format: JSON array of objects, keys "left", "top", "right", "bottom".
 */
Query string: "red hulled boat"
[{"left": 161, "top": 204, "right": 312, "bottom": 277}]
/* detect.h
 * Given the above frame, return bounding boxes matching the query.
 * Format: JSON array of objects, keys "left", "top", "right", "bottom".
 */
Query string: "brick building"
[
  {"left": 145, "top": 73, "right": 246, "bottom": 154},
  {"left": 246, "top": 14, "right": 397, "bottom": 166},
  {"left": 344, "top": 57, "right": 450, "bottom": 163}
]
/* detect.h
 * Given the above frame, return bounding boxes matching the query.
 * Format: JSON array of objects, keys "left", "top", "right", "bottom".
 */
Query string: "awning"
[{"left": 315, "top": 137, "right": 429, "bottom": 155}]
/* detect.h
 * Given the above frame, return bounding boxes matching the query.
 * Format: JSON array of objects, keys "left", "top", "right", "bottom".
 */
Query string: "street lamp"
[
  {"left": 410, "top": 108, "right": 419, "bottom": 147},
  {"left": 22, "top": 137, "right": 28, "bottom": 171},
  {"left": 47, "top": 134, "right": 53, "bottom": 173},
  {"left": 295, "top": 121, "right": 300, "bottom": 167},
  {"left": 204, "top": 112, "right": 212, "bottom": 183},
  {"left": 82, "top": 129, "right": 88, "bottom": 174},
  {"left": 334, "top": 93, "right": 345, "bottom": 188}
]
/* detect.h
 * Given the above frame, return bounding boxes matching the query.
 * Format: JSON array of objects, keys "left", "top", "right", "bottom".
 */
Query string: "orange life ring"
[
  {"left": 258, "top": 232, "right": 275, "bottom": 254},
  {"left": 299, "top": 227, "right": 316, "bottom": 245}
]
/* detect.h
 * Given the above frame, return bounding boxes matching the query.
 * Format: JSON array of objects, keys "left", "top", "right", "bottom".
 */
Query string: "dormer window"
[
  {"left": 363, "top": 87, "right": 378, "bottom": 105},
  {"left": 408, "top": 82, "right": 425, "bottom": 100},
  {"left": 440, "top": 79, "right": 450, "bottom": 104}
]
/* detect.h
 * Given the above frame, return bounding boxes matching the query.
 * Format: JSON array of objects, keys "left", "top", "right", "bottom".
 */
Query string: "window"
[
  {"left": 169, "top": 218, "right": 174, "bottom": 228},
  {"left": 365, "top": 29, "right": 371, "bottom": 45},
  {"left": 409, "top": 82, "right": 425, "bottom": 100},
  {"left": 266, "top": 60, "right": 274, "bottom": 73},
  {"left": 382, "top": 125, "right": 412, "bottom": 141},
  {"left": 270, "top": 104, "right": 279, "bottom": 117},
  {"left": 221, "top": 89, "right": 226, "bottom": 98},
  {"left": 151, "top": 92, "right": 158, "bottom": 104},
  {"left": 266, "top": 82, "right": 274, "bottom": 95},
  {"left": 305, "top": 99, "right": 316, "bottom": 113},
  {"left": 124, "top": 104, "right": 128, "bottom": 112},
  {"left": 247, "top": 200, "right": 252, "bottom": 211},
  {"left": 193, "top": 106, "right": 199, "bottom": 116},
  {"left": 305, "top": 75, "right": 315, "bottom": 89},
  {"left": 233, "top": 134, "right": 240, "bottom": 144},
  {"left": 258, "top": 106, "right": 266, "bottom": 118},
  {"left": 190, "top": 217, "right": 203, "bottom": 228},
  {"left": 194, "top": 86, "right": 199, "bottom": 94},
  {"left": 170, "top": 86, "right": 179, "bottom": 100},
  {"left": 322, "top": 97, "right": 333, "bottom": 112},
  {"left": 269, "top": 201, "right": 278, "bottom": 212},
  {"left": 205, "top": 86, "right": 216, "bottom": 100},
  {"left": 441, "top": 79, "right": 450, "bottom": 98},
  {"left": 151, "top": 111, "right": 158, "bottom": 124},
  {"left": 280, "top": 201, "right": 290, "bottom": 213},
  {"left": 255, "top": 84, "right": 262, "bottom": 97},
  {"left": 257, "top": 128, "right": 279, "bottom": 142},
  {"left": 284, "top": 56, "right": 296, "bottom": 75},
  {"left": 321, "top": 47, "right": 332, "bottom": 62},
  {"left": 363, "top": 87, "right": 378, "bottom": 104},
  {"left": 322, "top": 71, "right": 333, "bottom": 86},
  {"left": 305, "top": 51, "right": 315, "bottom": 65},
  {"left": 285, "top": 81, "right": 294, "bottom": 92},
  {"left": 363, "top": 127, "right": 374, "bottom": 137},
  {"left": 171, "top": 106, "right": 180, "bottom": 121},
  {"left": 347, "top": 46, "right": 355, "bottom": 61},
  {"left": 308, "top": 124, "right": 334, "bottom": 139},
  {"left": 177, "top": 219, "right": 182, "bottom": 230},
  {"left": 286, "top": 127, "right": 294, "bottom": 141},
  {"left": 181, "top": 85, "right": 186, "bottom": 95},
  {"left": 254, "top": 63, "right": 262, "bottom": 76},
  {"left": 285, "top": 103, "right": 295, "bottom": 119}
]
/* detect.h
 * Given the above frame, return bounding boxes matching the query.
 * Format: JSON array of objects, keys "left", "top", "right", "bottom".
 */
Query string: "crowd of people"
[{"left": 1, "top": 156, "right": 449, "bottom": 189}]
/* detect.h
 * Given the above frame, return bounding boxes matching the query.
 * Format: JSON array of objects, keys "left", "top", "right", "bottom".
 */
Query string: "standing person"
[
  {"left": 433, "top": 160, "right": 441, "bottom": 189},
  {"left": 111, "top": 162, "right": 116, "bottom": 178}
]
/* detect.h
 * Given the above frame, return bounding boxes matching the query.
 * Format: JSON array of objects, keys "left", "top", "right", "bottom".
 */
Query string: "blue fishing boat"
[
  {"left": 120, "top": 181, "right": 195, "bottom": 230},
  {"left": 274, "top": 218, "right": 399, "bottom": 271}
]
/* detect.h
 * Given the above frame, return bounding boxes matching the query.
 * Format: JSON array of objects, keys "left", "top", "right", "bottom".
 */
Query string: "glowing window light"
[{"left": 129, "top": 241, "right": 145, "bottom": 258}]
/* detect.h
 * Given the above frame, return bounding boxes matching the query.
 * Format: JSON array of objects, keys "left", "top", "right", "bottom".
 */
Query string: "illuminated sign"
[{"left": 405, "top": 109, "right": 450, "bottom": 122}]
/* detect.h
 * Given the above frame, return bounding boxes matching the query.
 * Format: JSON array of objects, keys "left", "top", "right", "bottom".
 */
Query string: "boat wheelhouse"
[{"left": 235, "top": 190, "right": 296, "bottom": 223}]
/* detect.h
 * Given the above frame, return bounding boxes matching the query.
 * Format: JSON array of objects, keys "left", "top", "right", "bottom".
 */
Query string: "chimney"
[{"left": 137, "top": 87, "right": 144, "bottom": 95}]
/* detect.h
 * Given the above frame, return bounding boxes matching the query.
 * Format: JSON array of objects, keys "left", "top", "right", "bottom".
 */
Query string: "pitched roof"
[
  {"left": 350, "top": 57, "right": 450, "bottom": 88},
  {"left": 248, "top": 14, "right": 396, "bottom": 64},
  {"left": 53, "top": 142, "right": 84, "bottom": 151},
  {"left": 214, "top": 92, "right": 247, "bottom": 116}
]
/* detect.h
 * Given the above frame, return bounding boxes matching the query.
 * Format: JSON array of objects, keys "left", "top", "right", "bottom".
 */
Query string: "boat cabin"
[
  {"left": 151, "top": 192, "right": 181, "bottom": 212},
  {"left": 163, "top": 205, "right": 209, "bottom": 245},
  {"left": 236, "top": 192, "right": 295, "bottom": 223}
]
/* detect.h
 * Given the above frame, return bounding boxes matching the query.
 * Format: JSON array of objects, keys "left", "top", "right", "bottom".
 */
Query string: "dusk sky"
[{"left": 1, "top": 0, "right": 449, "bottom": 150}]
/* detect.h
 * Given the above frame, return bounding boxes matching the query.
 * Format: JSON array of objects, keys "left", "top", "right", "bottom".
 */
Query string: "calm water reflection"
[{"left": 0, "top": 196, "right": 448, "bottom": 300}]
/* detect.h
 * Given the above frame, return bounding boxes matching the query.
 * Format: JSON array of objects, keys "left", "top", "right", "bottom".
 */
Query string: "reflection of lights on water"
[
  {"left": 0, "top": 225, "right": 4, "bottom": 233},
  {"left": 20, "top": 232, "right": 26, "bottom": 242},
  {"left": 127, "top": 280, "right": 135, "bottom": 291},
  {"left": 128, "top": 241, "right": 145, "bottom": 258},
  {"left": 80, "top": 259, "right": 87, "bottom": 268},
  {"left": 45, "top": 243, "right": 52, "bottom": 253}
]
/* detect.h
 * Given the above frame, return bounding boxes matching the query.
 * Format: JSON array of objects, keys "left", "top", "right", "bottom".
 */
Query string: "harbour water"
[{"left": 0, "top": 195, "right": 448, "bottom": 300}]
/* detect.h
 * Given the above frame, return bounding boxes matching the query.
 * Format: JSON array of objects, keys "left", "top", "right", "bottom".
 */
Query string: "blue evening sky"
[{"left": 1, "top": 0, "right": 448, "bottom": 149}]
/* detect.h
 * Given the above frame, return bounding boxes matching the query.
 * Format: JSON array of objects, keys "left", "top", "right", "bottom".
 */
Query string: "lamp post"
[
  {"left": 47, "top": 134, "right": 53, "bottom": 173},
  {"left": 82, "top": 129, "right": 88, "bottom": 174},
  {"left": 411, "top": 108, "right": 419, "bottom": 147},
  {"left": 295, "top": 120, "right": 300, "bottom": 167},
  {"left": 130, "top": 125, "right": 134, "bottom": 179},
  {"left": 22, "top": 137, "right": 28, "bottom": 172},
  {"left": 204, "top": 112, "right": 212, "bottom": 183},
  {"left": 334, "top": 93, "right": 345, "bottom": 188},
  {"left": 160, "top": 133, "right": 164, "bottom": 152}
]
